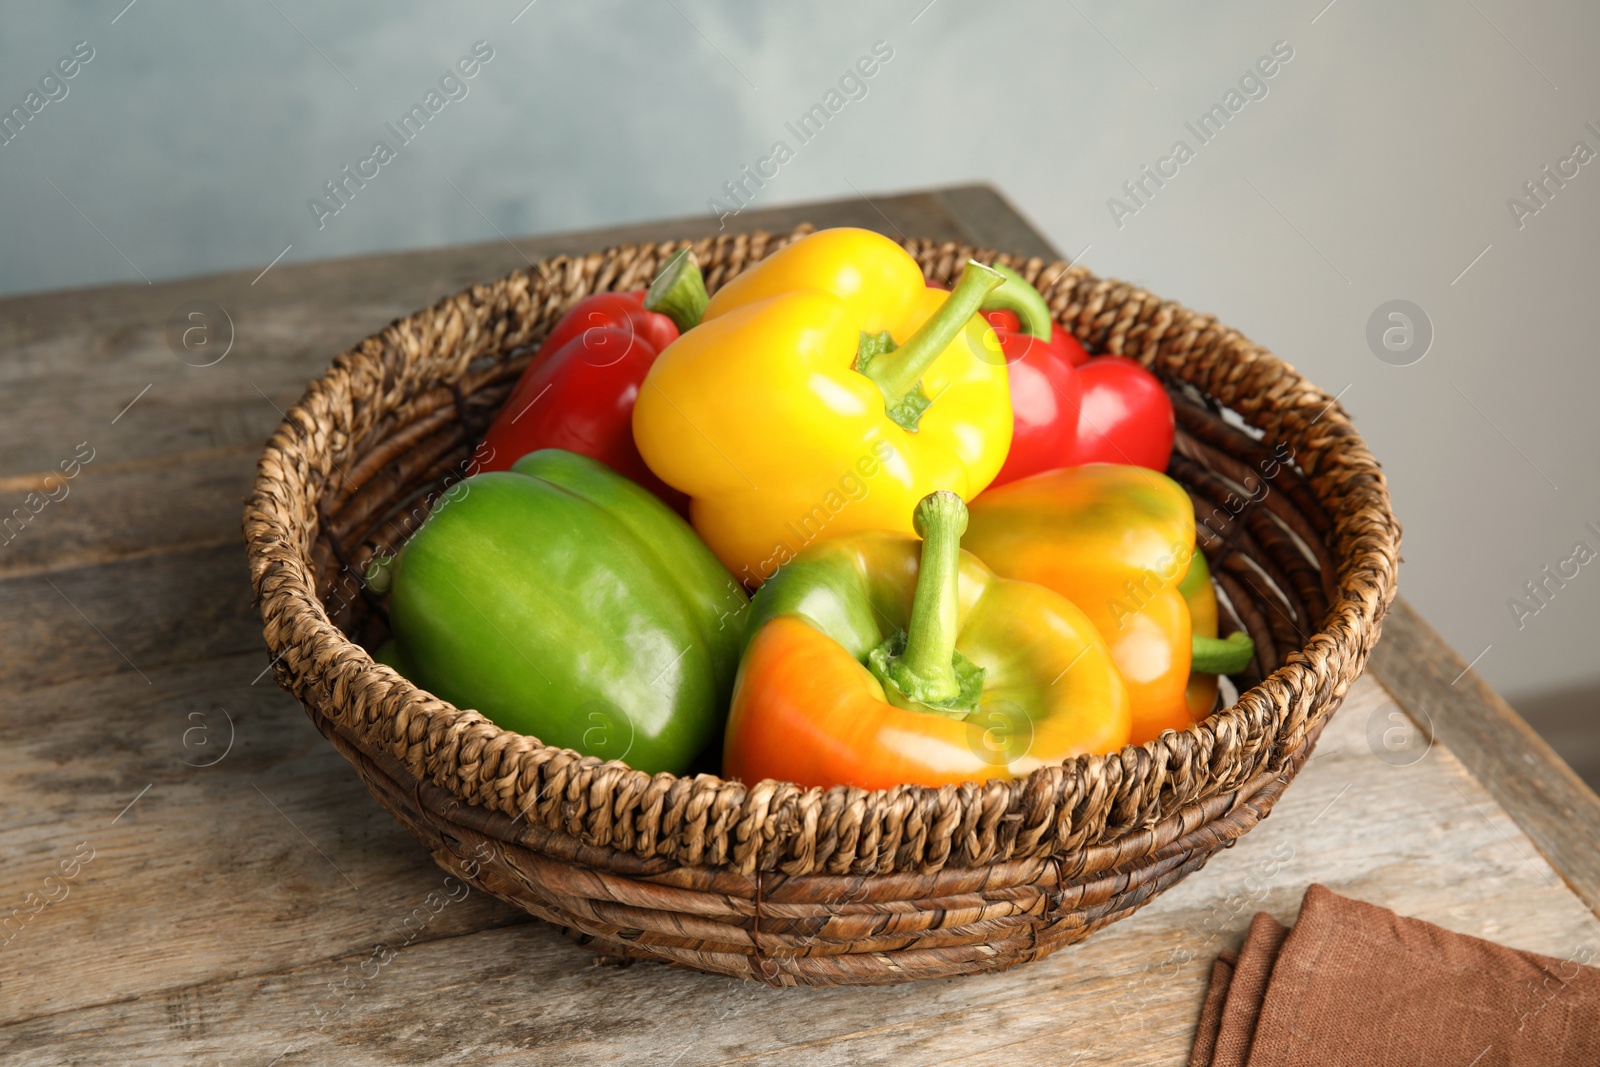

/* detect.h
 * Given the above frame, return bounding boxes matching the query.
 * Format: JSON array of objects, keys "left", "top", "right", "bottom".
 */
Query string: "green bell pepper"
[{"left": 372, "top": 449, "right": 747, "bottom": 774}]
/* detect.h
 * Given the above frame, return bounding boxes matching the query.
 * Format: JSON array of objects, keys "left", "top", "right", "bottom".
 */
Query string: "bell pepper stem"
[
  {"left": 869, "top": 492, "right": 985, "bottom": 715},
  {"left": 857, "top": 259, "right": 1004, "bottom": 425},
  {"left": 365, "top": 554, "right": 395, "bottom": 594},
  {"left": 644, "top": 247, "right": 709, "bottom": 333},
  {"left": 899, "top": 492, "right": 965, "bottom": 693},
  {"left": 979, "top": 263, "right": 1054, "bottom": 340},
  {"left": 1192, "top": 631, "right": 1255, "bottom": 674}
]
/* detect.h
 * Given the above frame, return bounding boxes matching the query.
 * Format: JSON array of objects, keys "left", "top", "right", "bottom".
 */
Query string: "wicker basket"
[{"left": 244, "top": 227, "right": 1399, "bottom": 987}]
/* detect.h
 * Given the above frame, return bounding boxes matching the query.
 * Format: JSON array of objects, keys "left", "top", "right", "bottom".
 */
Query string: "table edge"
[{"left": 1366, "top": 600, "right": 1600, "bottom": 916}]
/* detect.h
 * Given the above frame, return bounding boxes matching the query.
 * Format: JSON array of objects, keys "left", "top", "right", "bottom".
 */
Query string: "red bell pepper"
[
  {"left": 916, "top": 268, "right": 1086, "bottom": 490},
  {"left": 929, "top": 264, "right": 1178, "bottom": 482},
  {"left": 983, "top": 309, "right": 1090, "bottom": 367},
  {"left": 478, "top": 252, "right": 707, "bottom": 510},
  {"left": 973, "top": 265, "right": 1089, "bottom": 487},
  {"left": 1066, "top": 355, "right": 1174, "bottom": 471},
  {"left": 984, "top": 317, "right": 1083, "bottom": 488}
]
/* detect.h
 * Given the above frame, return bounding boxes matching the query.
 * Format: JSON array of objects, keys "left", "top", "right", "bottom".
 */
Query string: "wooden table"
[{"left": 4, "top": 186, "right": 1598, "bottom": 1066}]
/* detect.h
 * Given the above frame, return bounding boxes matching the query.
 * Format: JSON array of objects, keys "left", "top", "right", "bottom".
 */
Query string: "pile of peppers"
[{"left": 371, "top": 227, "right": 1254, "bottom": 787}]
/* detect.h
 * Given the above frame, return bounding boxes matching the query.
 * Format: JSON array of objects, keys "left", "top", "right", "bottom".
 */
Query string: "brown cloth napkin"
[{"left": 1189, "top": 884, "right": 1600, "bottom": 1066}]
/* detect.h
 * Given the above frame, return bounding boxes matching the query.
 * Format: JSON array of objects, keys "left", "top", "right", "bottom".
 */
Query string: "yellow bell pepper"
[{"left": 632, "top": 227, "right": 1013, "bottom": 585}]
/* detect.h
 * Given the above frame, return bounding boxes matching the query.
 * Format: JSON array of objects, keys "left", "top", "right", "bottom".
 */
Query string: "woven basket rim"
[{"left": 243, "top": 226, "right": 1400, "bottom": 878}]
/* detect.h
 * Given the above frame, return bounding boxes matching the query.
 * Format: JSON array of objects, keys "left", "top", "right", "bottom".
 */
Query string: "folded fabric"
[{"left": 1190, "top": 884, "right": 1600, "bottom": 1066}]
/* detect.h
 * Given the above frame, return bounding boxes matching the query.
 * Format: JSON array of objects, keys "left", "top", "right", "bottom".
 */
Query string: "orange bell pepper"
[
  {"left": 723, "top": 492, "right": 1129, "bottom": 789},
  {"left": 964, "top": 464, "right": 1251, "bottom": 744}
]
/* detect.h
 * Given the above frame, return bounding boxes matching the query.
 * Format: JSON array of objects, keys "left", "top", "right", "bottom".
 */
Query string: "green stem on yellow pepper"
[
  {"left": 645, "top": 247, "right": 709, "bottom": 333},
  {"left": 857, "top": 259, "right": 1004, "bottom": 431},
  {"left": 868, "top": 491, "right": 985, "bottom": 716},
  {"left": 1191, "top": 631, "right": 1255, "bottom": 674},
  {"left": 979, "top": 263, "right": 1054, "bottom": 340}
]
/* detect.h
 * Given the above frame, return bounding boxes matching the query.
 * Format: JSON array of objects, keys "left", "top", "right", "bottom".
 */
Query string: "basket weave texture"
[{"left": 243, "top": 227, "right": 1400, "bottom": 986}]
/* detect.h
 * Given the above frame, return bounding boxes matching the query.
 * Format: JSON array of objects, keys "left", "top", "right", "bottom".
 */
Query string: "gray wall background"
[{"left": 2, "top": 1, "right": 1597, "bottom": 719}]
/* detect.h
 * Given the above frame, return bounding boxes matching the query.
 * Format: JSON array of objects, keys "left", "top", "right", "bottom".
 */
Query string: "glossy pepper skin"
[
  {"left": 984, "top": 310, "right": 1090, "bottom": 369},
  {"left": 1066, "top": 356, "right": 1175, "bottom": 471},
  {"left": 724, "top": 492, "right": 1129, "bottom": 790},
  {"left": 951, "top": 265, "right": 1172, "bottom": 482},
  {"left": 478, "top": 291, "right": 686, "bottom": 510},
  {"left": 971, "top": 265, "right": 1090, "bottom": 488},
  {"left": 988, "top": 334, "right": 1082, "bottom": 488},
  {"left": 632, "top": 228, "right": 1013, "bottom": 587},
  {"left": 378, "top": 449, "right": 748, "bottom": 775},
  {"left": 964, "top": 464, "right": 1199, "bottom": 744}
]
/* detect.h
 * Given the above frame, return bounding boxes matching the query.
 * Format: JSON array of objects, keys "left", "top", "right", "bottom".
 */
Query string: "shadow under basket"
[{"left": 243, "top": 227, "right": 1400, "bottom": 987}]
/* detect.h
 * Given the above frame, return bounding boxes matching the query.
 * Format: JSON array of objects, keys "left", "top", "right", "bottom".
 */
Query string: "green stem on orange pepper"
[
  {"left": 868, "top": 491, "right": 985, "bottom": 716},
  {"left": 856, "top": 259, "right": 1004, "bottom": 431},
  {"left": 1191, "top": 631, "right": 1255, "bottom": 674},
  {"left": 644, "top": 247, "right": 709, "bottom": 333}
]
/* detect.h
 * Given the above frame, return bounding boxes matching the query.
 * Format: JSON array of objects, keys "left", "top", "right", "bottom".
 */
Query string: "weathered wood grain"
[
  {"left": 0, "top": 445, "right": 255, "bottom": 580},
  {"left": 1367, "top": 597, "right": 1600, "bottom": 916},
  {"left": 0, "top": 650, "right": 532, "bottom": 1024},
  {"left": 3, "top": 678, "right": 1594, "bottom": 1065},
  {"left": 0, "top": 542, "right": 263, "bottom": 690}
]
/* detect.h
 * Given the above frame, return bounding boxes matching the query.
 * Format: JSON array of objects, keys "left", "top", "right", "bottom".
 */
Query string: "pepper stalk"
[
  {"left": 645, "top": 247, "right": 710, "bottom": 333},
  {"left": 856, "top": 259, "right": 1005, "bottom": 431},
  {"left": 868, "top": 491, "right": 985, "bottom": 716},
  {"left": 979, "top": 263, "right": 1055, "bottom": 340},
  {"left": 365, "top": 554, "right": 396, "bottom": 594},
  {"left": 1192, "top": 631, "right": 1255, "bottom": 674}
]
